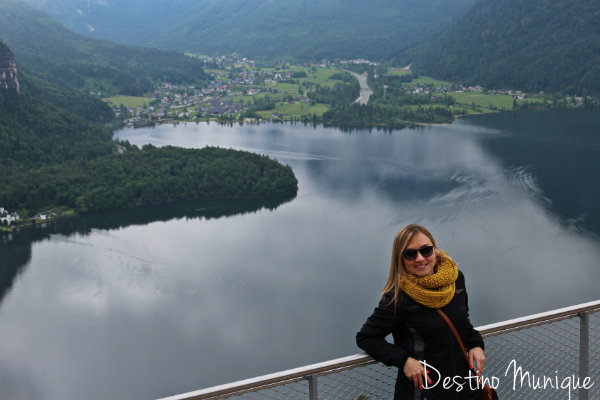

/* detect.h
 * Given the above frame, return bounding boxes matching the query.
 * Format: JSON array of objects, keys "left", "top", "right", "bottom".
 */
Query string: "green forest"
[
  {"left": 1, "top": 145, "right": 298, "bottom": 214},
  {"left": 311, "top": 71, "right": 454, "bottom": 128},
  {"left": 0, "top": 72, "right": 115, "bottom": 166},
  {"left": 410, "top": 0, "right": 600, "bottom": 95}
]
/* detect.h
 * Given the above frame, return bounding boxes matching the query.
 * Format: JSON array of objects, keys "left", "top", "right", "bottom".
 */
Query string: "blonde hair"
[{"left": 382, "top": 224, "right": 452, "bottom": 307}]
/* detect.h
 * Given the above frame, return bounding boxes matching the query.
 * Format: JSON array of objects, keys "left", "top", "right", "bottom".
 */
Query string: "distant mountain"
[
  {"left": 410, "top": 0, "right": 600, "bottom": 95},
  {"left": 1, "top": 0, "right": 208, "bottom": 96},
  {"left": 24, "top": 0, "right": 476, "bottom": 60}
]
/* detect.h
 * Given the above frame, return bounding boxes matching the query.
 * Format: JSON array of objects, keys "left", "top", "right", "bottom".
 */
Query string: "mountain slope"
[
  {"left": 24, "top": 0, "right": 476, "bottom": 60},
  {"left": 1, "top": 0, "right": 208, "bottom": 95},
  {"left": 410, "top": 0, "right": 600, "bottom": 94},
  {"left": 0, "top": 63, "right": 115, "bottom": 168}
]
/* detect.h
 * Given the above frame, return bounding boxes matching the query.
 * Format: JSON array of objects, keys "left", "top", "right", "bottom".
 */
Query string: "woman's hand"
[
  {"left": 403, "top": 357, "right": 433, "bottom": 389},
  {"left": 468, "top": 346, "right": 485, "bottom": 375}
]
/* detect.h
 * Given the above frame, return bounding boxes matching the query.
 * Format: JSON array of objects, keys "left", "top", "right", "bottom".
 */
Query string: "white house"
[{"left": 0, "top": 207, "right": 20, "bottom": 224}]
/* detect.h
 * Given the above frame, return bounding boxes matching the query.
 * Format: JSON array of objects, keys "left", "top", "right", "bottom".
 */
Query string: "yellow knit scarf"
[{"left": 398, "top": 257, "right": 458, "bottom": 308}]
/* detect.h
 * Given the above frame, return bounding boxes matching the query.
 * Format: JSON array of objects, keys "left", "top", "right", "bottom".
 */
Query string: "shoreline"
[{"left": 1, "top": 192, "right": 299, "bottom": 236}]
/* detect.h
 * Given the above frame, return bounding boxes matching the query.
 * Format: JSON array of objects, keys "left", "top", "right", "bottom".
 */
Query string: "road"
[
  {"left": 344, "top": 70, "right": 373, "bottom": 105},
  {"left": 354, "top": 72, "right": 373, "bottom": 105}
]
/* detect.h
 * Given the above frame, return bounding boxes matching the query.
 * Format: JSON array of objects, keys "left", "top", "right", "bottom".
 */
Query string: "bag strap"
[
  {"left": 437, "top": 309, "right": 497, "bottom": 400},
  {"left": 436, "top": 308, "right": 470, "bottom": 364}
]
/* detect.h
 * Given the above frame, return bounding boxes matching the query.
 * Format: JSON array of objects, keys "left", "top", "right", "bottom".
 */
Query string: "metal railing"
[{"left": 158, "top": 300, "right": 600, "bottom": 400}]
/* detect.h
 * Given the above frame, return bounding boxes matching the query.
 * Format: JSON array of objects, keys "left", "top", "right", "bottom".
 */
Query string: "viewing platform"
[{"left": 158, "top": 300, "right": 600, "bottom": 400}]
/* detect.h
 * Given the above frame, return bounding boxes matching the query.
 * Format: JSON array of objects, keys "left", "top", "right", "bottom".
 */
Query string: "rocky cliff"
[{"left": 0, "top": 41, "right": 20, "bottom": 100}]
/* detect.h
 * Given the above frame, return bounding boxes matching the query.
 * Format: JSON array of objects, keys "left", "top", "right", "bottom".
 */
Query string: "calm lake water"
[{"left": 1, "top": 110, "right": 599, "bottom": 400}]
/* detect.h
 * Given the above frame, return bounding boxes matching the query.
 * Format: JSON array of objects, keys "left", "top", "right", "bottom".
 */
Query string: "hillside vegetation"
[
  {"left": 0, "top": 0, "right": 209, "bottom": 96},
  {"left": 25, "top": 0, "right": 476, "bottom": 61},
  {"left": 410, "top": 0, "right": 600, "bottom": 95},
  {"left": 0, "top": 71, "right": 115, "bottom": 166}
]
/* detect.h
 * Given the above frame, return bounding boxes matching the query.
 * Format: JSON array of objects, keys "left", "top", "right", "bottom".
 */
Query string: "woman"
[{"left": 356, "top": 224, "right": 485, "bottom": 400}]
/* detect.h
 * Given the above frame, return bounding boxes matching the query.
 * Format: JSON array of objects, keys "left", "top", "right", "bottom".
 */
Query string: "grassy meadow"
[
  {"left": 104, "top": 96, "right": 153, "bottom": 108},
  {"left": 256, "top": 102, "right": 328, "bottom": 119}
]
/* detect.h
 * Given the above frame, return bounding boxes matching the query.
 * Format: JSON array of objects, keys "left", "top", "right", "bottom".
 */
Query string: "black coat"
[{"left": 356, "top": 271, "right": 484, "bottom": 400}]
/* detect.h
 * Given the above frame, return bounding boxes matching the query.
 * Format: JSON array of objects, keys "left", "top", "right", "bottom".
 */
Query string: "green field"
[
  {"left": 452, "top": 92, "right": 514, "bottom": 110},
  {"left": 448, "top": 91, "right": 544, "bottom": 111},
  {"left": 292, "top": 66, "right": 344, "bottom": 85},
  {"left": 257, "top": 102, "right": 329, "bottom": 119},
  {"left": 268, "top": 67, "right": 344, "bottom": 94},
  {"left": 104, "top": 95, "right": 153, "bottom": 108}
]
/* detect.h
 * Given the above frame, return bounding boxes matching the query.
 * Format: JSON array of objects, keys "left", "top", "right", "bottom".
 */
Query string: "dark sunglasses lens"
[
  {"left": 403, "top": 249, "right": 418, "bottom": 260},
  {"left": 420, "top": 245, "right": 434, "bottom": 257}
]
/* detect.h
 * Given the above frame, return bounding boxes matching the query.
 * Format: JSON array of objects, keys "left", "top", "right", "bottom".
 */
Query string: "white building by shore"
[{"left": 0, "top": 207, "right": 20, "bottom": 224}]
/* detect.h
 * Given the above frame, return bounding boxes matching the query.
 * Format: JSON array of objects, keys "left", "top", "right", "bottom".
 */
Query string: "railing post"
[
  {"left": 578, "top": 311, "right": 589, "bottom": 400},
  {"left": 308, "top": 374, "right": 318, "bottom": 400}
]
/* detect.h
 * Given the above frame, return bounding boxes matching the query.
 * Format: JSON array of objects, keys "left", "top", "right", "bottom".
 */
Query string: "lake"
[{"left": 1, "top": 109, "right": 599, "bottom": 400}]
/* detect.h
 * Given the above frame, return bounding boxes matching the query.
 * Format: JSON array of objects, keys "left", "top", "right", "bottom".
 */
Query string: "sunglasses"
[{"left": 402, "top": 245, "right": 434, "bottom": 260}]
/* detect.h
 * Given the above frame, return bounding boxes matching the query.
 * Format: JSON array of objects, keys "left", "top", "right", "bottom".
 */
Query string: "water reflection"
[
  {"left": 0, "top": 235, "right": 31, "bottom": 304},
  {"left": 0, "top": 197, "right": 293, "bottom": 306},
  {"left": 469, "top": 109, "right": 600, "bottom": 235}
]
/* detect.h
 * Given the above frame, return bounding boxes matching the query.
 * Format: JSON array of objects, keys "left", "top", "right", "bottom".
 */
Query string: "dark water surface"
[{"left": 1, "top": 110, "right": 599, "bottom": 400}]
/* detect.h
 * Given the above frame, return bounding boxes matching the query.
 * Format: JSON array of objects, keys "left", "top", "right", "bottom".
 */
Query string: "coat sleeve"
[{"left": 356, "top": 292, "right": 410, "bottom": 369}]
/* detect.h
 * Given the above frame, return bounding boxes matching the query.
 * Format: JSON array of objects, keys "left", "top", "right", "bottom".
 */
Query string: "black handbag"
[{"left": 436, "top": 309, "right": 499, "bottom": 400}]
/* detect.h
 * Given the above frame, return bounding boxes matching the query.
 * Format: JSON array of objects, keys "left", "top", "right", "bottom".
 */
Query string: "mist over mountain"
[
  {"left": 410, "top": 0, "right": 600, "bottom": 94},
  {"left": 24, "top": 0, "right": 476, "bottom": 60}
]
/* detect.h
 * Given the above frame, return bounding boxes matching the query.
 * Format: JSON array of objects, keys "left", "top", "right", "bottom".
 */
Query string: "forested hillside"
[
  {"left": 0, "top": 0, "right": 208, "bottom": 96},
  {"left": 0, "top": 63, "right": 115, "bottom": 167},
  {"left": 409, "top": 0, "right": 600, "bottom": 95},
  {"left": 25, "top": 0, "right": 476, "bottom": 60}
]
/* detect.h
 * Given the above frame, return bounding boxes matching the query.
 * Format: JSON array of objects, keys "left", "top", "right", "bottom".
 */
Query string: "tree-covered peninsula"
[{"left": 2, "top": 145, "right": 298, "bottom": 214}]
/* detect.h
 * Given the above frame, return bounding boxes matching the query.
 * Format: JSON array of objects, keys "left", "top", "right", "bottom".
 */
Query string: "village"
[
  {"left": 110, "top": 54, "right": 590, "bottom": 128},
  {"left": 115, "top": 55, "right": 316, "bottom": 127}
]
